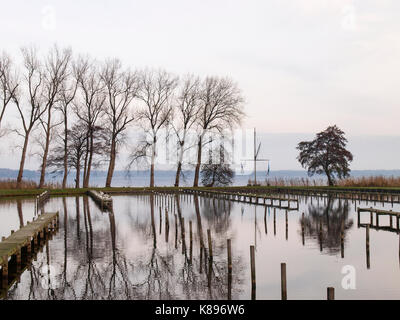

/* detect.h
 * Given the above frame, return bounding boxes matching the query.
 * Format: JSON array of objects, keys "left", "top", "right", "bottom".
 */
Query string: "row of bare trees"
[{"left": 0, "top": 45, "right": 245, "bottom": 188}]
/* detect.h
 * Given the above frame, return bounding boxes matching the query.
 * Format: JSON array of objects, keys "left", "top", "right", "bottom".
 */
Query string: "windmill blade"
[{"left": 256, "top": 142, "right": 261, "bottom": 158}]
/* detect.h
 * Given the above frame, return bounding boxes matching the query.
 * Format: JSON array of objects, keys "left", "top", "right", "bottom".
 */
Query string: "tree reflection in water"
[
  {"left": 5, "top": 194, "right": 245, "bottom": 300},
  {"left": 301, "top": 196, "right": 353, "bottom": 255}
]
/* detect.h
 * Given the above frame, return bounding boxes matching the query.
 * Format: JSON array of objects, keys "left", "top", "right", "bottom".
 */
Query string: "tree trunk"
[
  {"left": 105, "top": 138, "right": 116, "bottom": 188},
  {"left": 75, "top": 162, "right": 80, "bottom": 189},
  {"left": 175, "top": 161, "right": 182, "bottom": 187},
  {"left": 326, "top": 170, "right": 334, "bottom": 186},
  {"left": 150, "top": 135, "right": 156, "bottom": 187},
  {"left": 39, "top": 119, "right": 51, "bottom": 188},
  {"left": 83, "top": 131, "right": 94, "bottom": 188},
  {"left": 16, "top": 133, "right": 30, "bottom": 188},
  {"left": 62, "top": 114, "right": 68, "bottom": 188},
  {"left": 193, "top": 137, "right": 202, "bottom": 187},
  {"left": 175, "top": 140, "right": 185, "bottom": 187}
]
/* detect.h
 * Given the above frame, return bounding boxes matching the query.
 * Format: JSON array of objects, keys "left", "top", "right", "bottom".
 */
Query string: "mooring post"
[
  {"left": 319, "top": 221, "right": 323, "bottom": 252},
  {"left": 165, "top": 209, "right": 169, "bottom": 242},
  {"left": 159, "top": 207, "right": 162, "bottom": 235},
  {"left": 301, "top": 212, "right": 305, "bottom": 246},
  {"left": 327, "top": 287, "right": 335, "bottom": 300},
  {"left": 189, "top": 221, "right": 193, "bottom": 264},
  {"left": 207, "top": 229, "right": 213, "bottom": 261},
  {"left": 181, "top": 217, "right": 186, "bottom": 254},
  {"left": 200, "top": 245, "right": 203, "bottom": 274},
  {"left": 250, "top": 245, "right": 256, "bottom": 300},
  {"left": 227, "top": 239, "right": 232, "bottom": 300},
  {"left": 285, "top": 210, "right": 288, "bottom": 240},
  {"left": 264, "top": 206, "right": 267, "bottom": 234},
  {"left": 366, "top": 224, "right": 370, "bottom": 269},
  {"left": 341, "top": 221, "right": 344, "bottom": 258},
  {"left": 16, "top": 249, "right": 21, "bottom": 273},
  {"left": 281, "top": 263, "right": 287, "bottom": 300},
  {"left": 174, "top": 214, "right": 178, "bottom": 250}
]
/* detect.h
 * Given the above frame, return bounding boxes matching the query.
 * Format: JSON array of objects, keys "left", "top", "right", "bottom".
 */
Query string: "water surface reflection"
[{"left": 0, "top": 193, "right": 400, "bottom": 300}]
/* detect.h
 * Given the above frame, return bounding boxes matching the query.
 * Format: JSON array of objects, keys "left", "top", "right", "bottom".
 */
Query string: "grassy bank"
[{"left": 1, "top": 184, "right": 400, "bottom": 198}]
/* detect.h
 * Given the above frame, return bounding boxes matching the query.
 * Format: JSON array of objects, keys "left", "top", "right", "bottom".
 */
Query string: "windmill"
[{"left": 241, "top": 128, "right": 270, "bottom": 186}]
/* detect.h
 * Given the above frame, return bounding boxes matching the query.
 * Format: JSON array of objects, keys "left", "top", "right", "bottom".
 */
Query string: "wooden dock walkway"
[
  {"left": 182, "top": 189, "right": 299, "bottom": 210},
  {"left": 0, "top": 212, "right": 59, "bottom": 293},
  {"left": 87, "top": 190, "right": 113, "bottom": 211}
]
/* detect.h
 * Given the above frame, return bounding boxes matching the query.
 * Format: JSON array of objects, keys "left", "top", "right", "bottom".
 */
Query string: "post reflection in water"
[
  {"left": 1, "top": 192, "right": 400, "bottom": 300},
  {"left": 300, "top": 196, "right": 353, "bottom": 256}
]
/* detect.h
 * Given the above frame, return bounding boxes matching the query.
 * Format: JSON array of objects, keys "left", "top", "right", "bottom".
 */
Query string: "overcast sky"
[{"left": 0, "top": 0, "right": 399, "bottom": 170}]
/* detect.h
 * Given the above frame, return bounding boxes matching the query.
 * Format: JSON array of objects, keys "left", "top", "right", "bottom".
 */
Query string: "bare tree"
[
  {"left": 57, "top": 58, "right": 79, "bottom": 188},
  {"left": 135, "top": 69, "right": 178, "bottom": 187},
  {"left": 38, "top": 46, "right": 72, "bottom": 188},
  {"left": 47, "top": 121, "right": 87, "bottom": 188},
  {"left": 101, "top": 59, "right": 139, "bottom": 187},
  {"left": 193, "top": 77, "right": 244, "bottom": 187},
  {"left": 172, "top": 74, "right": 200, "bottom": 187},
  {"left": 14, "top": 46, "right": 46, "bottom": 188},
  {"left": 73, "top": 56, "right": 106, "bottom": 188},
  {"left": 0, "top": 52, "right": 19, "bottom": 136}
]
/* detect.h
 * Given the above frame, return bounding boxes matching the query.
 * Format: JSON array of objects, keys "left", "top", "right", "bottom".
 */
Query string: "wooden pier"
[
  {"left": 182, "top": 189, "right": 299, "bottom": 210},
  {"left": 357, "top": 207, "right": 400, "bottom": 233},
  {"left": 87, "top": 190, "right": 113, "bottom": 211},
  {"left": 0, "top": 212, "right": 59, "bottom": 296}
]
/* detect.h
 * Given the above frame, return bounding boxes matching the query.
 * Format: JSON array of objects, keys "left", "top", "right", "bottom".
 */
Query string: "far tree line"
[{"left": 0, "top": 45, "right": 245, "bottom": 188}]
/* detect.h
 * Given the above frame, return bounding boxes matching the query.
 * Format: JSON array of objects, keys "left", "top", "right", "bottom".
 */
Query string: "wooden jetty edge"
[
  {"left": 181, "top": 189, "right": 299, "bottom": 210},
  {"left": 87, "top": 190, "right": 113, "bottom": 211},
  {"left": 35, "top": 190, "right": 50, "bottom": 214},
  {"left": 357, "top": 207, "right": 400, "bottom": 233},
  {"left": 0, "top": 212, "right": 59, "bottom": 293}
]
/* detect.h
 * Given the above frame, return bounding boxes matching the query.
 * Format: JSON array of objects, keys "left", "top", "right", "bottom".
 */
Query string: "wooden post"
[
  {"left": 189, "top": 221, "right": 193, "bottom": 264},
  {"left": 165, "top": 209, "right": 169, "bottom": 242},
  {"left": 319, "top": 221, "right": 323, "bottom": 252},
  {"left": 1, "top": 258, "right": 8, "bottom": 288},
  {"left": 174, "top": 214, "right": 178, "bottom": 250},
  {"left": 207, "top": 229, "right": 213, "bottom": 261},
  {"left": 273, "top": 208, "right": 276, "bottom": 236},
  {"left": 200, "top": 245, "right": 203, "bottom": 274},
  {"left": 327, "top": 287, "right": 335, "bottom": 300},
  {"left": 16, "top": 250, "right": 21, "bottom": 273},
  {"left": 285, "top": 210, "right": 288, "bottom": 240},
  {"left": 301, "top": 212, "right": 305, "bottom": 246},
  {"left": 341, "top": 221, "right": 344, "bottom": 258},
  {"left": 182, "top": 217, "right": 186, "bottom": 254},
  {"left": 281, "top": 263, "right": 287, "bottom": 300},
  {"left": 376, "top": 213, "right": 379, "bottom": 227},
  {"left": 264, "top": 206, "right": 267, "bottom": 234},
  {"left": 227, "top": 239, "right": 232, "bottom": 300},
  {"left": 250, "top": 245, "right": 256, "bottom": 300},
  {"left": 159, "top": 207, "right": 162, "bottom": 235},
  {"left": 366, "top": 225, "right": 370, "bottom": 269}
]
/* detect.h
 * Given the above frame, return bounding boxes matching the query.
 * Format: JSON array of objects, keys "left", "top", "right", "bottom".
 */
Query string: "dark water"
[{"left": 1, "top": 194, "right": 400, "bottom": 300}]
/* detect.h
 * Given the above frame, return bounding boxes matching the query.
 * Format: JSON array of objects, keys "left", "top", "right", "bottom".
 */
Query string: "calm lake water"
[{"left": 1, "top": 193, "right": 400, "bottom": 300}]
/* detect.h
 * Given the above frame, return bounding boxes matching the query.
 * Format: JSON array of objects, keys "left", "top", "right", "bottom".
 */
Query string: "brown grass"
[
  {"left": 250, "top": 177, "right": 326, "bottom": 187},
  {"left": 337, "top": 176, "right": 400, "bottom": 187},
  {"left": 251, "top": 175, "right": 400, "bottom": 187},
  {"left": 0, "top": 179, "right": 64, "bottom": 189}
]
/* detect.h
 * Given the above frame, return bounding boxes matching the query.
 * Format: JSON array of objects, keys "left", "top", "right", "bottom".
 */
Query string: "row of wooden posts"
[
  {"left": 262, "top": 187, "right": 400, "bottom": 205},
  {"left": 155, "top": 200, "right": 337, "bottom": 300},
  {"left": 182, "top": 189, "right": 299, "bottom": 210}
]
